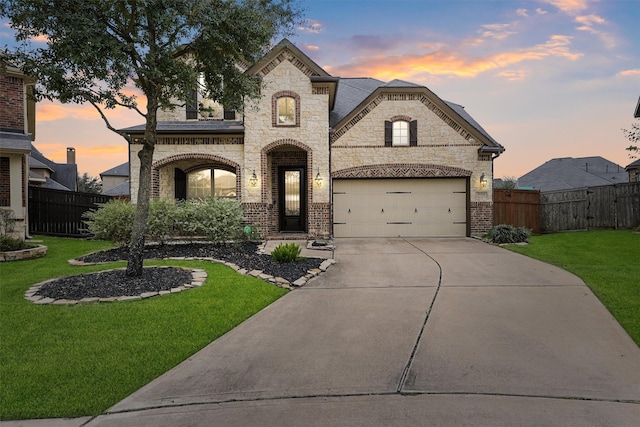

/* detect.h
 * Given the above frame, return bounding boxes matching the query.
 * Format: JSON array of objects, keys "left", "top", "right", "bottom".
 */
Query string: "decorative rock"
[
  {"left": 34, "top": 297, "right": 55, "bottom": 304},
  {"left": 249, "top": 269, "right": 262, "bottom": 277},
  {"left": 293, "top": 278, "right": 307, "bottom": 287},
  {"left": 52, "top": 299, "right": 77, "bottom": 305},
  {"left": 80, "top": 297, "right": 100, "bottom": 303}
]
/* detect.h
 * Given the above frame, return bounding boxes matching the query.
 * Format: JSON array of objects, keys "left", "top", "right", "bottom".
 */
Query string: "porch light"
[
  {"left": 314, "top": 169, "right": 323, "bottom": 188},
  {"left": 480, "top": 173, "right": 487, "bottom": 188},
  {"left": 249, "top": 170, "right": 258, "bottom": 188}
]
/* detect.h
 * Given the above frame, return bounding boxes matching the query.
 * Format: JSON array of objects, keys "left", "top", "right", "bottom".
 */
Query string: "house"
[
  {"left": 626, "top": 159, "right": 640, "bottom": 182},
  {"left": 29, "top": 145, "right": 78, "bottom": 191},
  {"left": 634, "top": 95, "right": 639, "bottom": 118},
  {"left": 518, "top": 156, "right": 628, "bottom": 192},
  {"left": 100, "top": 161, "right": 130, "bottom": 197},
  {"left": 0, "top": 58, "right": 35, "bottom": 239},
  {"left": 124, "top": 39, "right": 504, "bottom": 238}
]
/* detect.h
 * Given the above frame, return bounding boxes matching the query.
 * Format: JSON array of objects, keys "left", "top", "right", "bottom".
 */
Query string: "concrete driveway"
[{"left": 53, "top": 238, "right": 640, "bottom": 425}]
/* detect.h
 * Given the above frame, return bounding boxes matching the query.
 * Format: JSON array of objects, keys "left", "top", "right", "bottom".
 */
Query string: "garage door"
[{"left": 333, "top": 178, "right": 467, "bottom": 237}]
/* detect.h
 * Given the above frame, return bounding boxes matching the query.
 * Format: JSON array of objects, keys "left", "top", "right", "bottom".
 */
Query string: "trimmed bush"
[
  {"left": 487, "top": 224, "right": 531, "bottom": 244},
  {"left": 146, "top": 199, "right": 182, "bottom": 244},
  {"left": 83, "top": 197, "right": 245, "bottom": 245},
  {"left": 271, "top": 242, "right": 302, "bottom": 263},
  {"left": 83, "top": 199, "right": 135, "bottom": 246}
]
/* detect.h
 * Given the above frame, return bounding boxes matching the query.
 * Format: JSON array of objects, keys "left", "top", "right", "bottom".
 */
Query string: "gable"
[{"left": 330, "top": 83, "right": 502, "bottom": 153}]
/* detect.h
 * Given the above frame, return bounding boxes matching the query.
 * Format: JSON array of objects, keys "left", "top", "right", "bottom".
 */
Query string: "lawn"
[
  {"left": 0, "top": 236, "right": 287, "bottom": 421},
  {"left": 506, "top": 230, "right": 640, "bottom": 347}
]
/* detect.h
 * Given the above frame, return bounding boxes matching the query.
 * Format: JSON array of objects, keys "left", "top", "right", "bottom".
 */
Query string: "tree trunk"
[
  {"left": 126, "top": 94, "right": 158, "bottom": 277},
  {"left": 126, "top": 145, "right": 153, "bottom": 276}
]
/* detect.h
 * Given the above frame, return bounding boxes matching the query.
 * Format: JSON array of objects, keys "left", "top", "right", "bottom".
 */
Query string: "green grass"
[
  {"left": 0, "top": 236, "right": 287, "bottom": 420},
  {"left": 506, "top": 230, "right": 640, "bottom": 347}
]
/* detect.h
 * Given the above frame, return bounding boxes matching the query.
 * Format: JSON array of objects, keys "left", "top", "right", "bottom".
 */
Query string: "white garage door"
[{"left": 333, "top": 178, "right": 467, "bottom": 237}]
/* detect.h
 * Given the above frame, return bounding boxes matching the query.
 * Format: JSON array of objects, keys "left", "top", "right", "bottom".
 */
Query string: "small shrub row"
[
  {"left": 486, "top": 224, "right": 531, "bottom": 244},
  {"left": 83, "top": 198, "right": 254, "bottom": 246}
]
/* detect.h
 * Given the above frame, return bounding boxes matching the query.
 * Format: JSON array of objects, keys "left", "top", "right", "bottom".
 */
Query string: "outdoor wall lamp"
[
  {"left": 249, "top": 170, "right": 258, "bottom": 188},
  {"left": 480, "top": 173, "right": 487, "bottom": 188},
  {"left": 314, "top": 168, "right": 323, "bottom": 188}
]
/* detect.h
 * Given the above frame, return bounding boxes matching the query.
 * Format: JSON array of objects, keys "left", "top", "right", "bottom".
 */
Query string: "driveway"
[{"left": 81, "top": 238, "right": 640, "bottom": 425}]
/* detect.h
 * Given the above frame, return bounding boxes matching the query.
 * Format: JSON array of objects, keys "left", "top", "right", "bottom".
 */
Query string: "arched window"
[
  {"left": 277, "top": 96, "right": 296, "bottom": 125},
  {"left": 385, "top": 119, "right": 418, "bottom": 147},
  {"left": 186, "top": 168, "right": 236, "bottom": 199}
]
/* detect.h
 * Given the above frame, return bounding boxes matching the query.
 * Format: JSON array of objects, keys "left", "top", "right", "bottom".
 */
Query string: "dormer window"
[
  {"left": 272, "top": 91, "right": 300, "bottom": 127},
  {"left": 277, "top": 96, "right": 295, "bottom": 125}
]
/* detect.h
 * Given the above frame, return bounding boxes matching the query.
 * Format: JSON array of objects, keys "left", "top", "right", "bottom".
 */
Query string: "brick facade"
[{"left": 0, "top": 74, "right": 24, "bottom": 133}]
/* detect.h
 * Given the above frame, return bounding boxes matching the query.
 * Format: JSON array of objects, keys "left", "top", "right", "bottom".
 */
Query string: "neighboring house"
[
  {"left": 100, "top": 161, "right": 130, "bottom": 197},
  {"left": 29, "top": 144, "right": 78, "bottom": 191},
  {"left": 626, "top": 158, "right": 640, "bottom": 182},
  {"left": 0, "top": 58, "right": 35, "bottom": 239},
  {"left": 518, "top": 156, "right": 628, "bottom": 192},
  {"left": 124, "top": 39, "right": 504, "bottom": 238}
]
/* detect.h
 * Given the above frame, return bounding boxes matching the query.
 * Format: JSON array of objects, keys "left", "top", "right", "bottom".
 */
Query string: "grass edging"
[
  {"left": 0, "top": 236, "right": 287, "bottom": 420},
  {"left": 505, "top": 230, "right": 640, "bottom": 347}
]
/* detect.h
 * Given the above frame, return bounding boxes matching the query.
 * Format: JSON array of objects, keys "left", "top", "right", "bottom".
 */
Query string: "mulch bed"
[{"left": 34, "top": 242, "right": 324, "bottom": 301}]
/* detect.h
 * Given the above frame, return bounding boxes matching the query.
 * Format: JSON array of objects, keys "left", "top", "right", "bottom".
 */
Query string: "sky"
[{"left": 1, "top": 0, "right": 639, "bottom": 180}]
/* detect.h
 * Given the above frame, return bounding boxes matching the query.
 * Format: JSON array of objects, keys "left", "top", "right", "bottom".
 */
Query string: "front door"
[{"left": 279, "top": 167, "right": 305, "bottom": 232}]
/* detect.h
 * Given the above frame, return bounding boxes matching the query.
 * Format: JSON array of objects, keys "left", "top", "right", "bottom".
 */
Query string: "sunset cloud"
[
  {"left": 516, "top": 9, "right": 528, "bottom": 17},
  {"left": 479, "top": 23, "right": 516, "bottom": 40},
  {"left": 326, "top": 35, "right": 581, "bottom": 80},
  {"left": 543, "top": 0, "right": 591, "bottom": 15},
  {"left": 617, "top": 69, "right": 640, "bottom": 77},
  {"left": 299, "top": 20, "right": 322, "bottom": 34}
]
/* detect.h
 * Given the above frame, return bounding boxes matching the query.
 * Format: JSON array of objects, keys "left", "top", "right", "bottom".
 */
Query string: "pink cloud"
[{"left": 326, "top": 35, "right": 581, "bottom": 80}]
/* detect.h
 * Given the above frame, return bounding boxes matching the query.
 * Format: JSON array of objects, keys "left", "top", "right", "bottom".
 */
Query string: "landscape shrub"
[
  {"left": 271, "top": 242, "right": 301, "bottom": 263},
  {"left": 0, "top": 209, "right": 32, "bottom": 251},
  {"left": 84, "top": 197, "right": 246, "bottom": 245},
  {"left": 189, "top": 197, "right": 244, "bottom": 243},
  {"left": 146, "top": 198, "right": 182, "bottom": 244},
  {"left": 486, "top": 224, "right": 531, "bottom": 244},
  {"left": 83, "top": 199, "right": 135, "bottom": 246}
]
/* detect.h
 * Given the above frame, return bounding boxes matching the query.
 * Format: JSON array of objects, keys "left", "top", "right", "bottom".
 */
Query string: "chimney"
[{"left": 67, "top": 147, "right": 76, "bottom": 164}]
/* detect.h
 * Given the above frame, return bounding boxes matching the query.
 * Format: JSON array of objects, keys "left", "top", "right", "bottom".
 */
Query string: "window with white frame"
[{"left": 392, "top": 120, "right": 409, "bottom": 146}]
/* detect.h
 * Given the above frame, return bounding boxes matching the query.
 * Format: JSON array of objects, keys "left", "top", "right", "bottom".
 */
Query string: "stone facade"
[{"left": 127, "top": 39, "right": 503, "bottom": 238}]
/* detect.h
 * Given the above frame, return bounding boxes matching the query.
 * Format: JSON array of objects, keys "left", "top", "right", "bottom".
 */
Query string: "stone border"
[
  {"left": 1, "top": 244, "right": 47, "bottom": 262},
  {"left": 24, "top": 267, "right": 207, "bottom": 305},
  {"left": 69, "top": 242, "right": 336, "bottom": 290}
]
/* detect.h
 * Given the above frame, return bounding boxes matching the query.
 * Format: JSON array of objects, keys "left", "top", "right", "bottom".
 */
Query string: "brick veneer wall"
[
  {"left": 0, "top": 74, "right": 24, "bottom": 132},
  {"left": 470, "top": 201, "right": 493, "bottom": 235}
]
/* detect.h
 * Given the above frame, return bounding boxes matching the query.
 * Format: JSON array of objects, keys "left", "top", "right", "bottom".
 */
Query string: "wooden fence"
[
  {"left": 29, "top": 186, "right": 113, "bottom": 237},
  {"left": 493, "top": 182, "right": 640, "bottom": 233},
  {"left": 540, "top": 182, "right": 640, "bottom": 232},
  {"left": 493, "top": 189, "right": 541, "bottom": 234}
]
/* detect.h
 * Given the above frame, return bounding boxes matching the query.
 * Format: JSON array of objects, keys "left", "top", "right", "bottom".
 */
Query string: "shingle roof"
[
  {"left": 29, "top": 144, "right": 78, "bottom": 191},
  {"left": 121, "top": 120, "right": 244, "bottom": 134},
  {"left": 100, "top": 162, "right": 129, "bottom": 177},
  {"left": 29, "top": 156, "right": 54, "bottom": 171},
  {"left": 626, "top": 158, "right": 640, "bottom": 170},
  {"left": 519, "top": 157, "right": 628, "bottom": 191},
  {"left": 102, "top": 180, "right": 130, "bottom": 196},
  {"left": 0, "top": 131, "right": 31, "bottom": 152},
  {"left": 329, "top": 78, "right": 385, "bottom": 127}
]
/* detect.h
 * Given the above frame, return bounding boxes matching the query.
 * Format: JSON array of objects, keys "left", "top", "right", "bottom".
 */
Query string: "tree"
[
  {"left": 622, "top": 120, "right": 639, "bottom": 159},
  {"left": 1, "top": 0, "right": 302, "bottom": 276},
  {"left": 495, "top": 176, "right": 518, "bottom": 189},
  {"left": 77, "top": 173, "right": 102, "bottom": 194}
]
